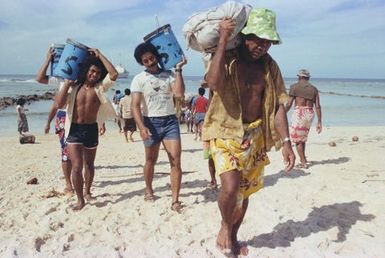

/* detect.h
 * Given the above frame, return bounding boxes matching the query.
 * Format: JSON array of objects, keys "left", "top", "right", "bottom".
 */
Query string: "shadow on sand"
[
  {"left": 95, "top": 164, "right": 143, "bottom": 170},
  {"left": 91, "top": 175, "right": 217, "bottom": 208},
  {"left": 247, "top": 201, "right": 375, "bottom": 248},
  {"left": 311, "top": 157, "right": 350, "bottom": 166},
  {"left": 95, "top": 160, "right": 171, "bottom": 170},
  {"left": 94, "top": 172, "right": 169, "bottom": 188},
  {"left": 91, "top": 183, "right": 173, "bottom": 208},
  {"left": 92, "top": 172, "right": 202, "bottom": 207},
  {"left": 264, "top": 169, "right": 311, "bottom": 187},
  {"left": 182, "top": 148, "right": 203, "bottom": 153},
  {"left": 179, "top": 179, "right": 219, "bottom": 203}
]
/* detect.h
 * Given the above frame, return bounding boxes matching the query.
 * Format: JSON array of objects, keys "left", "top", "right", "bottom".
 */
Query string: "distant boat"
[{"left": 115, "top": 64, "right": 129, "bottom": 79}]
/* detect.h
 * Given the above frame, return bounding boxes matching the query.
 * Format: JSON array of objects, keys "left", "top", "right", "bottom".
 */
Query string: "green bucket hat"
[{"left": 241, "top": 8, "right": 282, "bottom": 45}]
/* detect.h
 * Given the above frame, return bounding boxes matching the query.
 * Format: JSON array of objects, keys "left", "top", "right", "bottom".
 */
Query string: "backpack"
[{"left": 182, "top": 1, "right": 252, "bottom": 53}]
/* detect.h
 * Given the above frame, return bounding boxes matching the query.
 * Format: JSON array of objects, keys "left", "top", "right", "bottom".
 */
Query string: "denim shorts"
[
  {"left": 143, "top": 115, "right": 180, "bottom": 147},
  {"left": 194, "top": 112, "right": 206, "bottom": 124}
]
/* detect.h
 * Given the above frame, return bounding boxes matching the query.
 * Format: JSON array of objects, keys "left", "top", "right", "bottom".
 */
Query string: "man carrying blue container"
[
  {"left": 55, "top": 48, "right": 118, "bottom": 210},
  {"left": 130, "top": 42, "right": 187, "bottom": 213}
]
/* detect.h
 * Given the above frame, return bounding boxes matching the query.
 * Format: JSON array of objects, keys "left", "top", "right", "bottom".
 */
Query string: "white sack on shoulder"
[{"left": 183, "top": 1, "right": 252, "bottom": 53}]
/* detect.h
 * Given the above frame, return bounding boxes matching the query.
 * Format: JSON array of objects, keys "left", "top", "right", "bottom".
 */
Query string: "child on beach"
[
  {"left": 200, "top": 82, "right": 217, "bottom": 189},
  {"left": 16, "top": 98, "right": 29, "bottom": 135},
  {"left": 203, "top": 141, "right": 217, "bottom": 189},
  {"left": 16, "top": 98, "right": 35, "bottom": 144}
]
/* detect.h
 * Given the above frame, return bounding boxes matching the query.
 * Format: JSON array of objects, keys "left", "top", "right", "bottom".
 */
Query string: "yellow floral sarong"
[{"left": 210, "top": 119, "right": 270, "bottom": 207}]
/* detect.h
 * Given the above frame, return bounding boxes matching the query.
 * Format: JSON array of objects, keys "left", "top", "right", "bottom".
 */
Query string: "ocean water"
[{"left": 0, "top": 74, "right": 384, "bottom": 137}]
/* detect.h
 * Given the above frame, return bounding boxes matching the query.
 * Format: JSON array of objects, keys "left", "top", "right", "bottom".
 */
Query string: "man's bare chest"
[
  {"left": 237, "top": 64, "right": 265, "bottom": 97},
  {"left": 76, "top": 87, "right": 100, "bottom": 105}
]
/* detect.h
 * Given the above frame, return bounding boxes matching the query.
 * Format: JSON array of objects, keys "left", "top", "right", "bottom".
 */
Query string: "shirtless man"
[
  {"left": 55, "top": 48, "right": 118, "bottom": 210},
  {"left": 286, "top": 69, "right": 322, "bottom": 168},
  {"left": 202, "top": 8, "right": 295, "bottom": 255}
]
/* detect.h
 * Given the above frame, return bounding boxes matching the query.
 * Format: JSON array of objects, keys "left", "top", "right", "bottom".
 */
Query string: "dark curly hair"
[
  {"left": 134, "top": 42, "right": 160, "bottom": 65},
  {"left": 198, "top": 87, "right": 205, "bottom": 96},
  {"left": 77, "top": 55, "right": 107, "bottom": 85},
  {"left": 16, "top": 98, "right": 26, "bottom": 106}
]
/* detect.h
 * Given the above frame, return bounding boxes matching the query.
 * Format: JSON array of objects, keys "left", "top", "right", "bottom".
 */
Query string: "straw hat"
[{"left": 297, "top": 69, "right": 311, "bottom": 78}]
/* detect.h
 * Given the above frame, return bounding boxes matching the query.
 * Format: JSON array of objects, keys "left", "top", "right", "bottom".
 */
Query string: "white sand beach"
[{"left": 0, "top": 125, "right": 384, "bottom": 258}]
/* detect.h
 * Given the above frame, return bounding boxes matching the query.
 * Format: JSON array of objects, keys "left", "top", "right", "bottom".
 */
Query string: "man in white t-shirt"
[
  {"left": 131, "top": 42, "right": 187, "bottom": 213},
  {"left": 36, "top": 46, "right": 73, "bottom": 196}
]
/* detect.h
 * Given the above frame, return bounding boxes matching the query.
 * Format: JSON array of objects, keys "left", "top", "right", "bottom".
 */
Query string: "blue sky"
[{"left": 0, "top": 0, "right": 384, "bottom": 79}]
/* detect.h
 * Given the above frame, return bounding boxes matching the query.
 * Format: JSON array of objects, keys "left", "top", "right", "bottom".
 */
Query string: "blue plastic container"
[
  {"left": 143, "top": 24, "right": 184, "bottom": 70},
  {"left": 50, "top": 44, "right": 65, "bottom": 77},
  {"left": 54, "top": 38, "right": 89, "bottom": 80}
]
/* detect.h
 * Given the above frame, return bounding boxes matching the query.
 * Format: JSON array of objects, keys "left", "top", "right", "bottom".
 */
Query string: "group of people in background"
[
  {"left": 112, "top": 88, "right": 137, "bottom": 143},
  {"left": 31, "top": 6, "right": 323, "bottom": 256},
  {"left": 179, "top": 86, "right": 208, "bottom": 139}
]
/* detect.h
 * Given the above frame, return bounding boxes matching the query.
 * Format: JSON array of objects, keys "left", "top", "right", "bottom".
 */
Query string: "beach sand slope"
[{"left": 0, "top": 126, "right": 384, "bottom": 257}]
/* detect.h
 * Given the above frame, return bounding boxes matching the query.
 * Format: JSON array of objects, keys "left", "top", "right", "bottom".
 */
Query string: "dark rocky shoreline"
[{"left": 0, "top": 91, "right": 56, "bottom": 110}]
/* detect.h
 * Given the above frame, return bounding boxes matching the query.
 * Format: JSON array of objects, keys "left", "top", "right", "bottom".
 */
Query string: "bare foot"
[
  {"left": 296, "top": 163, "right": 309, "bottom": 169},
  {"left": 42, "top": 189, "right": 65, "bottom": 198},
  {"left": 144, "top": 191, "right": 155, "bottom": 202},
  {"left": 64, "top": 188, "right": 74, "bottom": 197},
  {"left": 231, "top": 227, "right": 248, "bottom": 256},
  {"left": 84, "top": 193, "right": 96, "bottom": 202},
  {"left": 171, "top": 201, "right": 184, "bottom": 213},
  {"left": 207, "top": 182, "right": 218, "bottom": 189},
  {"left": 72, "top": 200, "right": 85, "bottom": 211},
  {"left": 232, "top": 241, "right": 249, "bottom": 256},
  {"left": 216, "top": 223, "right": 232, "bottom": 254}
]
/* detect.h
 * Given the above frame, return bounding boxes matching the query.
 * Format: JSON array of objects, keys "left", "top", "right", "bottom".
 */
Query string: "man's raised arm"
[
  {"left": 89, "top": 48, "right": 118, "bottom": 81},
  {"left": 205, "top": 18, "right": 235, "bottom": 91},
  {"left": 36, "top": 47, "right": 54, "bottom": 84}
]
